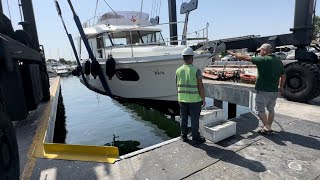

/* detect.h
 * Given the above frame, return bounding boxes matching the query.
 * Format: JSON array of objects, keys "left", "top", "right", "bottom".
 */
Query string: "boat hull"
[
  {"left": 83, "top": 54, "right": 210, "bottom": 99},
  {"left": 56, "top": 71, "right": 70, "bottom": 77},
  {"left": 79, "top": 54, "right": 211, "bottom": 114}
]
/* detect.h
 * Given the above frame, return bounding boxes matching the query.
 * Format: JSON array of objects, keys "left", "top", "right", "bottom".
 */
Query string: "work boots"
[
  {"left": 181, "top": 135, "right": 188, "bottom": 142},
  {"left": 192, "top": 136, "right": 206, "bottom": 144}
]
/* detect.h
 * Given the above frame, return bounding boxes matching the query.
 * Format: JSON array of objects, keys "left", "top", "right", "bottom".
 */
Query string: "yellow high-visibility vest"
[{"left": 176, "top": 64, "right": 202, "bottom": 103}]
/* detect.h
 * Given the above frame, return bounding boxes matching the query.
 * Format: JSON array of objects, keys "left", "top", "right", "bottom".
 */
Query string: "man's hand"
[
  {"left": 279, "top": 74, "right": 286, "bottom": 96},
  {"left": 279, "top": 87, "right": 284, "bottom": 96},
  {"left": 227, "top": 50, "right": 252, "bottom": 62},
  {"left": 201, "top": 100, "right": 206, "bottom": 108}
]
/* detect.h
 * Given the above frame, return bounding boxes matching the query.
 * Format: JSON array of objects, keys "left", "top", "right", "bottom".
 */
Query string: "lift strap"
[{"left": 66, "top": 0, "right": 113, "bottom": 97}]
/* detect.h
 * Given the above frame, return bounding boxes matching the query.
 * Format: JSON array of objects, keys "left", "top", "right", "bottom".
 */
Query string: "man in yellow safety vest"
[{"left": 176, "top": 47, "right": 206, "bottom": 143}]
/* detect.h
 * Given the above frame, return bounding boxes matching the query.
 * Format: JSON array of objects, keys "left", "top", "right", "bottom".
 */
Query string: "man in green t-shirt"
[{"left": 228, "top": 43, "right": 286, "bottom": 134}]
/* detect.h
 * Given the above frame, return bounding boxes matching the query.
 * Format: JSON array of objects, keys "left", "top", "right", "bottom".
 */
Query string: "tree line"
[{"left": 47, "top": 58, "right": 77, "bottom": 65}]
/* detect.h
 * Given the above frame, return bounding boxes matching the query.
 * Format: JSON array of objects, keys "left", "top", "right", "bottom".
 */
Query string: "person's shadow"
[
  {"left": 260, "top": 131, "right": 320, "bottom": 150},
  {"left": 188, "top": 142, "right": 267, "bottom": 173},
  {"left": 186, "top": 112, "right": 267, "bottom": 173},
  {"left": 240, "top": 113, "right": 320, "bottom": 151},
  {"left": 218, "top": 112, "right": 320, "bottom": 151}
]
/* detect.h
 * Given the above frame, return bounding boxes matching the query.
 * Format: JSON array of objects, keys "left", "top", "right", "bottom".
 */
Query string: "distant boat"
[
  {"left": 46, "top": 62, "right": 57, "bottom": 78},
  {"left": 55, "top": 65, "right": 70, "bottom": 77}
]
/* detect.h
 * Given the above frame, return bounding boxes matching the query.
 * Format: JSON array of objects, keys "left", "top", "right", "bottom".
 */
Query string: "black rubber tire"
[
  {"left": 283, "top": 62, "right": 320, "bottom": 102},
  {"left": 0, "top": 110, "right": 20, "bottom": 180}
]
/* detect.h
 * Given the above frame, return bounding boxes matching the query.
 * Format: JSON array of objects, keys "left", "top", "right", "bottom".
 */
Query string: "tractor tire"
[
  {"left": 283, "top": 62, "right": 320, "bottom": 102},
  {"left": 0, "top": 110, "right": 20, "bottom": 180}
]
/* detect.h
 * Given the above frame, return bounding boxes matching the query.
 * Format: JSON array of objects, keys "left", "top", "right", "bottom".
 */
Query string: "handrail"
[
  {"left": 83, "top": 19, "right": 185, "bottom": 30},
  {"left": 97, "top": 25, "right": 209, "bottom": 57},
  {"left": 81, "top": 17, "right": 210, "bottom": 57},
  {"left": 97, "top": 22, "right": 209, "bottom": 57},
  {"left": 82, "top": 15, "right": 99, "bottom": 28},
  {"left": 163, "top": 23, "right": 209, "bottom": 46}
]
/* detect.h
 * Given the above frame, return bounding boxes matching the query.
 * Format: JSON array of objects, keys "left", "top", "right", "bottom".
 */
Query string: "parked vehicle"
[
  {"left": 274, "top": 52, "right": 287, "bottom": 60},
  {"left": 221, "top": 55, "right": 239, "bottom": 61},
  {"left": 286, "top": 48, "right": 320, "bottom": 60}
]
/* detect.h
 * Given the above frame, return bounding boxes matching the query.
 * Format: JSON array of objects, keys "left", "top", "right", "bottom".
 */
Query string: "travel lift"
[{"left": 195, "top": 0, "right": 320, "bottom": 102}]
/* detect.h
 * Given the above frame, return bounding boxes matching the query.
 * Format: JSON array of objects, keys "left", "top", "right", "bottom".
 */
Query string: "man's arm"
[
  {"left": 197, "top": 78, "right": 206, "bottom": 107},
  {"left": 279, "top": 74, "right": 286, "bottom": 95},
  {"left": 227, "top": 51, "right": 252, "bottom": 62},
  {"left": 175, "top": 75, "right": 178, "bottom": 95},
  {"left": 196, "top": 69, "right": 206, "bottom": 107}
]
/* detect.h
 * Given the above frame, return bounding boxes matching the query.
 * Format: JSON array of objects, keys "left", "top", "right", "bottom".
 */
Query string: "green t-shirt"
[{"left": 251, "top": 55, "right": 285, "bottom": 92}]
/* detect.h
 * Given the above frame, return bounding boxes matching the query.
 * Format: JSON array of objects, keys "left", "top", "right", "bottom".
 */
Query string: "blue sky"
[{"left": 2, "top": 0, "right": 319, "bottom": 60}]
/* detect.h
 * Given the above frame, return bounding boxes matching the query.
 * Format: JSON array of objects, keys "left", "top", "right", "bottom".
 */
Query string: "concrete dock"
[{"left": 15, "top": 78, "right": 320, "bottom": 180}]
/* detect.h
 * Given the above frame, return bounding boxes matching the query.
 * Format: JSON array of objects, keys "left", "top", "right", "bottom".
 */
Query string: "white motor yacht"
[{"left": 76, "top": 10, "right": 224, "bottom": 114}]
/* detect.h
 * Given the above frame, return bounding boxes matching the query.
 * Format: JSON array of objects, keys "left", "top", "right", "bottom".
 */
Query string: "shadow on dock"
[
  {"left": 261, "top": 131, "right": 320, "bottom": 150},
  {"left": 189, "top": 142, "right": 267, "bottom": 173}
]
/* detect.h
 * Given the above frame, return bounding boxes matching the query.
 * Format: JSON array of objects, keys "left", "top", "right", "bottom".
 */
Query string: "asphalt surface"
[{"left": 20, "top": 112, "right": 320, "bottom": 180}]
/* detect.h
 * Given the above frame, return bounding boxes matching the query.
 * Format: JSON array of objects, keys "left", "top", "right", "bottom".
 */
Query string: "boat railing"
[
  {"left": 83, "top": 19, "right": 209, "bottom": 46},
  {"left": 163, "top": 23, "right": 209, "bottom": 46},
  {"left": 115, "top": 21, "right": 209, "bottom": 47},
  {"left": 118, "top": 22, "right": 209, "bottom": 55},
  {"left": 82, "top": 16, "right": 99, "bottom": 28},
  {"left": 83, "top": 21, "right": 210, "bottom": 58}
]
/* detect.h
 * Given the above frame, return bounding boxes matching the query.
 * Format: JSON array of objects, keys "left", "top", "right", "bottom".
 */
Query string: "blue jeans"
[{"left": 179, "top": 101, "right": 202, "bottom": 139}]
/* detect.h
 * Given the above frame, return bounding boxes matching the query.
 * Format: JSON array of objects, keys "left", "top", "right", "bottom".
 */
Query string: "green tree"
[
  {"left": 59, "top": 58, "right": 67, "bottom": 64},
  {"left": 59, "top": 58, "right": 73, "bottom": 65},
  {"left": 313, "top": 15, "right": 320, "bottom": 39},
  {"left": 47, "top": 59, "right": 57, "bottom": 63}
]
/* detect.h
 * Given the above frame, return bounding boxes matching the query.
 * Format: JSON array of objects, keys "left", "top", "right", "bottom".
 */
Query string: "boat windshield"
[{"left": 103, "top": 31, "right": 165, "bottom": 47}]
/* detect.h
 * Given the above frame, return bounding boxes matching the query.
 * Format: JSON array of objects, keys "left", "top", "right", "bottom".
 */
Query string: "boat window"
[
  {"left": 115, "top": 69, "right": 139, "bottom": 81},
  {"left": 113, "top": 37, "right": 127, "bottom": 46},
  {"left": 102, "top": 31, "right": 164, "bottom": 47},
  {"left": 111, "top": 31, "right": 141, "bottom": 45},
  {"left": 97, "top": 36, "right": 104, "bottom": 49},
  {"left": 140, "top": 31, "right": 164, "bottom": 44},
  {"left": 108, "top": 32, "right": 131, "bottom": 46},
  {"left": 103, "top": 34, "right": 113, "bottom": 47},
  {"left": 97, "top": 36, "right": 104, "bottom": 58}
]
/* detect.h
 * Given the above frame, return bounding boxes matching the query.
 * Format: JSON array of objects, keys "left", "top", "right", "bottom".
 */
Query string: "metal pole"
[
  {"left": 20, "top": 0, "right": 40, "bottom": 50},
  {"left": 168, "top": 0, "right": 178, "bottom": 45}
]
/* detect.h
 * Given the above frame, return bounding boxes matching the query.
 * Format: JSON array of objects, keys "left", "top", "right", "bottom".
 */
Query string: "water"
[
  {"left": 60, "top": 76, "right": 180, "bottom": 149},
  {"left": 59, "top": 76, "right": 250, "bottom": 151}
]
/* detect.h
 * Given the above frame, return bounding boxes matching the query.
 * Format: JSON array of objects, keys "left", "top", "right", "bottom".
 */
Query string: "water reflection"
[
  {"left": 54, "top": 76, "right": 180, "bottom": 155},
  {"left": 105, "top": 135, "right": 142, "bottom": 155},
  {"left": 118, "top": 101, "right": 181, "bottom": 138},
  {"left": 53, "top": 89, "right": 68, "bottom": 143}
]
